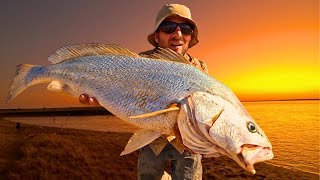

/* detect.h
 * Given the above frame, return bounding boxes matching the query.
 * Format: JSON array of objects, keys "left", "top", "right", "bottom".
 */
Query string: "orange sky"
[{"left": 0, "top": 0, "right": 319, "bottom": 108}]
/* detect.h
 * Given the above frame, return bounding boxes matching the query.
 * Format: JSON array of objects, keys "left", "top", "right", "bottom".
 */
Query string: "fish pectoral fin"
[
  {"left": 129, "top": 103, "right": 180, "bottom": 119},
  {"left": 120, "top": 129, "right": 161, "bottom": 156},
  {"left": 47, "top": 81, "right": 77, "bottom": 96}
]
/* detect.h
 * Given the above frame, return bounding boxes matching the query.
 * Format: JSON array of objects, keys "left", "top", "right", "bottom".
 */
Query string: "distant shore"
[
  {"left": 0, "top": 107, "right": 111, "bottom": 117},
  {"left": 241, "top": 98, "right": 320, "bottom": 102},
  {"left": 1, "top": 99, "right": 319, "bottom": 117}
]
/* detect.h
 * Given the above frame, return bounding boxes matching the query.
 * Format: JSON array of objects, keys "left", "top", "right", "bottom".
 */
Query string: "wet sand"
[{"left": 0, "top": 116, "right": 318, "bottom": 179}]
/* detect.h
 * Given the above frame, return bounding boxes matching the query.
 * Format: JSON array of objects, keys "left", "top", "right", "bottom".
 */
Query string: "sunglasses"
[{"left": 158, "top": 21, "right": 194, "bottom": 35}]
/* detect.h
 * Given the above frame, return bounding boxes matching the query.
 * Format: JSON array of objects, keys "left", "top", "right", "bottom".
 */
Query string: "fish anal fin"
[
  {"left": 48, "top": 44, "right": 140, "bottom": 64},
  {"left": 120, "top": 129, "right": 161, "bottom": 156},
  {"left": 129, "top": 103, "right": 180, "bottom": 119}
]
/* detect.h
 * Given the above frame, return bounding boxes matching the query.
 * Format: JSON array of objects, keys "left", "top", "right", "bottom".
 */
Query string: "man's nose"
[{"left": 172, "top": 26, "right": 182, "bottom": 37}]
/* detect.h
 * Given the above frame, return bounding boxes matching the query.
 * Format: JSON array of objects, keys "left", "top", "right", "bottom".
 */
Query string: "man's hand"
[{"left": 79, "top": 94, "right": 100, "bottom": 105}]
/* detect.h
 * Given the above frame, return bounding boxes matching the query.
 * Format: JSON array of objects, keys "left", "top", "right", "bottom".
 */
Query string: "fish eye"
[{"left": 247, "top": 122, "right": 257, "bottom": 133}]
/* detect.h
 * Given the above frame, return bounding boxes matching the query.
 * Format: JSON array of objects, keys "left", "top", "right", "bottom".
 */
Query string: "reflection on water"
[{"left": 243, "top": 100, "right": 320, "bottom": 174}]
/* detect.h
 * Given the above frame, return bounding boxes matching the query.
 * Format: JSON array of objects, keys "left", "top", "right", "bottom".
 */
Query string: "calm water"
[
  {"left": 4, "top": 100, "right": 320, "bottom": 174},
  {"left": 243, "top": 100, "right": 320, "bottom": 174}
]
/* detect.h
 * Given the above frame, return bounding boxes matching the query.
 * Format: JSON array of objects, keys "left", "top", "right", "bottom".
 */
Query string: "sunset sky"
[{"left": 0, "top": 0, "right": 319, "bottom": 108}]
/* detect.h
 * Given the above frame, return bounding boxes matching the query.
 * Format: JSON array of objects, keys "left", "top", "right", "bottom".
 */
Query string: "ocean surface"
[
  {"left": 242, "top": 100, "right": 319, "bottom": 174},
  {"left": 4, "top": 100, "right": 320, "bottom": 174}
]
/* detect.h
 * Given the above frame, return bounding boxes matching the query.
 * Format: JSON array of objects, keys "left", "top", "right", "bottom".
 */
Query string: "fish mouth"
[{"left": 236, "top": 144, "right": 274, "bottom": 174}]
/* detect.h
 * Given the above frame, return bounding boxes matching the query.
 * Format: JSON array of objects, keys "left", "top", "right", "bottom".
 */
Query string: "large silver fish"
[{"left": 7, "top": 44, "right": 273, "bottom": 174}]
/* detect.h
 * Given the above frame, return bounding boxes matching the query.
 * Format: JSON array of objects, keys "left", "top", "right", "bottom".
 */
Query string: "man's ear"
[{"left": 154, "top": 33, "right": 159, "bottom": 44}]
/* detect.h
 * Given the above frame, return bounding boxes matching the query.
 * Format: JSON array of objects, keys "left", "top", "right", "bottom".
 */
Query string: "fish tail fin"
[{"left": 7, "top": 64, "right": 45, "bottom": 102}]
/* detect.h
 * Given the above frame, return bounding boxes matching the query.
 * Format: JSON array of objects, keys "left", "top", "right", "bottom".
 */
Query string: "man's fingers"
[
  {"left": 79, "top": 94, "right": 100, "bottom": 105},
  {"left": 89, "top": 97, "right": 100, "bottom": 105},
  {"left": 79, "top": 94, "right": 89, "bottom": 104}
]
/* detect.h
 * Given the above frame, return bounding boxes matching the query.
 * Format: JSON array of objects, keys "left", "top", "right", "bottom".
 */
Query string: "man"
[{"left": 80, "top": 4, "right": 207, "bottom": 179}]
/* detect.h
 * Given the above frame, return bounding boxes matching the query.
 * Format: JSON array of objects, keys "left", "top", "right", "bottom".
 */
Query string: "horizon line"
[
  {"left": 240, "top": 98, "right": 319, "bottom": 102},
  {"left": 1, "top": 98, "right": 319, "bottom": 110}
]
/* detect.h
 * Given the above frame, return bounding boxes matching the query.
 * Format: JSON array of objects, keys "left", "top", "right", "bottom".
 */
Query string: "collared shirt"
[
  {"left": 139, "top": 48, "right": 208, "bottom": 155},
  {"left": 139, "top": 48, "right": 208, "bottom": 73}
]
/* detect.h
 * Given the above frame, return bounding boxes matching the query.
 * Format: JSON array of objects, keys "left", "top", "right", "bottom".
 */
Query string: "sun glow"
[{"left": 222, "top": 65, "right": 320, "bottom": 101}]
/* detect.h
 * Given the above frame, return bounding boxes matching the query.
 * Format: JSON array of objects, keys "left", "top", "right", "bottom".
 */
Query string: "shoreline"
[{"left": 1, "top": 119, "right": 319, "bottom": 179}]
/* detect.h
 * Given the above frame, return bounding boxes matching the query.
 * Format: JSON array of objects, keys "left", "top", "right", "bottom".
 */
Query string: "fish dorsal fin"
[
  {"left": 48, "top": 43, "right": 140, "bottom": 64},
  {"left": 147, "top": 47, "right": 191, "bottom": 64}
]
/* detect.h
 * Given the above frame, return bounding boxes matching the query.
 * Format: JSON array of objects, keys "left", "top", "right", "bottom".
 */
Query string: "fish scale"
[{"left": 54, "top": 56, "right": 192, "bottom": 107}]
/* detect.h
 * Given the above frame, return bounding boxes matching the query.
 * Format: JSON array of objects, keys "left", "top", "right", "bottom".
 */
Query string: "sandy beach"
[{"left": 0, "top": 117, "right": 318, "bottom": 180}]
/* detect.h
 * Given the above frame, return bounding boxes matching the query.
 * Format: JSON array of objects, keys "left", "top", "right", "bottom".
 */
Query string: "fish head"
[{"left": 190, "top": 91, "right": 273, "bottom": 174}]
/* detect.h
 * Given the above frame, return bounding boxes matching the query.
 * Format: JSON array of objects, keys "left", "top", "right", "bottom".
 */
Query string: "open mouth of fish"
[{"left": 236, "top": 144, "right": 274, "bottom": 174}]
